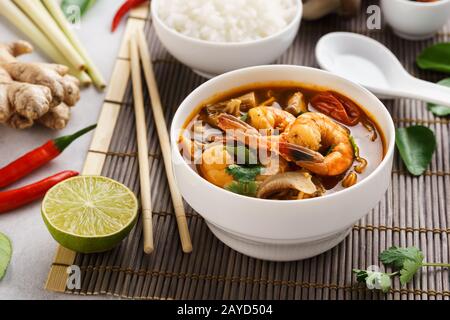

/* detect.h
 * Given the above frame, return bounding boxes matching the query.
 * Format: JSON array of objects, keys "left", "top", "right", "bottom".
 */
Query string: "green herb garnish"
[
  {"left": 354, "top": 246, "right": 450, "bottom": 292},
  {"left": 379, "top": 246, "right": 423, "bottom": 269},
  {"left": 0, "top": 232, "right": 12, "bottom": 281},
  {"left": 417, "top": 42, "right": 450, "bottom": 75},
  {"left": 427, "top": 78, "right": 450, "bottom": 117},
  {"left": 381, "top": 246, "right": 432, "bottom": 285},
  {"left": 225, "top": 181, "right": 259, "bottom": 197},
  {"left": 395, "top": 126, "right": 436, "bottom": 176},
  {"left": 226, "top": 164, "right": 262, "bottom": 182},
  {"left": 224, "top": 159, "right": 262, "bottom": 197},
  {"left": 349, "top": 136, "right": 359, "bottom": 158}
]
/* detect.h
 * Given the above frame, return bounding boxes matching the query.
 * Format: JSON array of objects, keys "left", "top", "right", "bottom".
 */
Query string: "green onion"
[
  {"left": 13, "top": 0, "right": 86, "bottom": 70},
  {"left": 0, "top": 0, "right": 91, "bottom": 85},
  {"left": 43, "top": 0, "right": 106, "bottom": 89}
]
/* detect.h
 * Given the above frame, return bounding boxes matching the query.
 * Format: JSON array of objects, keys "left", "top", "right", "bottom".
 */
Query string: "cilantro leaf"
[
  {"left": 357, "top": 246, "right": 449, "bottom": 293},
  {"left": 380, "top": 246, "right": 424, "bottom": 269},
  {"left": 380, "top": 246, "right": 424, "bottom": 286},
  {"left": 226, "top": 164, "right": 262, "bottom": 182},
  {"left": 225, "top": 181, "right": 259, "bottom": 197},
  {"left": 353, "top": 269, "right": 368, "bottom": 283},
  {"left": 224, "top": 149, "right": 262, "bottom": 197},
  {"left": 400, "top": 259, "right": 422, "bottom": 285}
]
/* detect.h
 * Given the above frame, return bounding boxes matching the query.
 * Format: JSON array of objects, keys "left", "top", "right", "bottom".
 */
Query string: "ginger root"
[{"left": 0, "top": 40, "right": 80, "bottom": 129}]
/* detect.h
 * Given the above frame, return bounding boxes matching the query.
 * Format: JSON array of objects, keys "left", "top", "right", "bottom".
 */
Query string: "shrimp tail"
[
  {"left": 217, "top": 113, "right": 260, "bottom": 135},
  {"left": 278, "top": 141, "right": 324, "bottom": 163}
]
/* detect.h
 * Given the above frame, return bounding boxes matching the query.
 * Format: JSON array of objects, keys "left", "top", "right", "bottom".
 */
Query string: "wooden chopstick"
[
  {"left": 130, "top": 34, "right": 154, "bottom": 254},
  {"left": 136, "top": 30, "right": 193, "bottom": 253}
]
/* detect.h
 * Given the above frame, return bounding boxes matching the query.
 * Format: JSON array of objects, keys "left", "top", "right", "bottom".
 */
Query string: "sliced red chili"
[
  {"left": 333, "top": 92, "right": 362, "bottom": 125},
  {"left": 310, "top": 91, "right": 361, "bottom": 126}
]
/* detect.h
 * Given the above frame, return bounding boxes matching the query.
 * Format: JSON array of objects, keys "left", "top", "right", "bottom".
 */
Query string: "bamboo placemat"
[{"left": 45, "top": 1, "right": 450, "bottom": 300}]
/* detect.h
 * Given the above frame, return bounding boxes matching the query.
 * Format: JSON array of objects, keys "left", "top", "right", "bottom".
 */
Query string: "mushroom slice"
[
  {"left": 285, "top": 92, "right": 307, "bottom": 116},
  {"left": 201, "top": 99, "right": 242, "bottom": 127},
  {"left": 207, "top": 99, "right": 241, "bottom": 116},
  {"left": 237, "top": 92, "right": 257, "bottom": 111},
  {"left": 257, "top": 171, "right": 317, "bottom": 199}
]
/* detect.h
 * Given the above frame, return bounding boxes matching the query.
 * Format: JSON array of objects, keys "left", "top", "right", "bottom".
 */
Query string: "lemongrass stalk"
[
  {"left": 74, "top": 70, "right": 93, "bottom": 87},
  {"left": 43, "top": 0, "right": 106, "bottom": 89},
  {"left": 0, "top": 0, "right": 91, "bottom": 85},
  {"left": 13, "top": 0, "right": 86, "bottom": 70}
]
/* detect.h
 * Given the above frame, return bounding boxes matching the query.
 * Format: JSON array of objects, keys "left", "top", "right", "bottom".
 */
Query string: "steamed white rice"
[{"left": 158, "top": 0, "right": 298, "bottom": 43}]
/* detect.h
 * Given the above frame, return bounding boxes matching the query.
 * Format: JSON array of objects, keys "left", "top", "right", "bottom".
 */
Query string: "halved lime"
[{"left": 42, "top": 176, "right": 138, "bottom": 253}]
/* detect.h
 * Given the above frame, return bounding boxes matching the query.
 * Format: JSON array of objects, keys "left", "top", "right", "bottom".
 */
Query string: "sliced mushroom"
[
  {"left": 237, "top": 92, "right": 257, "bottom": 111},
  {"left": 257, "top": 171, "right": 317, "bottom": 199},
  {"left": 285, "top": 92, "right": 307, "bottom": 116},
  {"left": 210, "top": 99, "right": 241, "bottom": 116},
  {"left": 200, "top": 98, "right": 242, "bottom": 127},
  {"left": 302, "top": 0, "right": 361, "bottom": 21}
]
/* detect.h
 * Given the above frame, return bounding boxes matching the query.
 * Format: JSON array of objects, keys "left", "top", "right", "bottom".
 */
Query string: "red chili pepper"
[
  {"left": 310, "top": 91, "right": 361, "bottom": 126},
  {"left": 0, "top": 124, "right": 96, "bottom": 189},
  {"left": 0, "top": 171, "right": 79, "bottom": 214},
  {"left": 111, "top": 0, "right": 147, "bottom": 32}
]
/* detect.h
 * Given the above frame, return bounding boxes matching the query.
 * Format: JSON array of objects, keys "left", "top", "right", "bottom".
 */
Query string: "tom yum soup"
[{"left": 178, "top": 83, "right": 386, "bottom": 200}]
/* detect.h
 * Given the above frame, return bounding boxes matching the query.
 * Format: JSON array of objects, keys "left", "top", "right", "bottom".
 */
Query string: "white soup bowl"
[{"left": 170, "top": 65, "right": 395, "bottom": 261}]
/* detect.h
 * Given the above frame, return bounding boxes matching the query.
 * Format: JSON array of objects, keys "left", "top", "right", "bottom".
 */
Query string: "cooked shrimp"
[
  {"left": 247, "top": 106, "right": 295, "bottom": 133},
  {"left": 199, "top": 144, "right": 234, "bottom": 188},
  {"left": 217, "top": 112, "right": 354, "bottom": 176},
  {"left": 279, "top": 112, "right": 354, "bottom": 176},
  {"left": 199, "top": 142, "right": 288, "bottom": 188},
  {"left": 216, "top": 113, "right": 323, "bottom": 164}
]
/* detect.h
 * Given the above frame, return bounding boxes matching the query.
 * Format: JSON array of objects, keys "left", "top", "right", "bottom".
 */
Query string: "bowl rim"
[
  {"left": 151, "top": 0, "right": 303, "bottom": 47},
  {"left": 171, "top": 65, "right": 396, "bottom": 206},
  {"left": 389, "top": 0, "right": 450, "bottom": 7}
]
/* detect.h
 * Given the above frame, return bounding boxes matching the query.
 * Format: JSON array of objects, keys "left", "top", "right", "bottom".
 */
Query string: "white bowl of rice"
[{"left": 151, "top": 0, "right": 302, "bottom": 78}]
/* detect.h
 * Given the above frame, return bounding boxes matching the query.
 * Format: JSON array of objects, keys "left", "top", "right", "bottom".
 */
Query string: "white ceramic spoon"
[{"left": 315, "top": 32, "right": 450, "bottom": 107}]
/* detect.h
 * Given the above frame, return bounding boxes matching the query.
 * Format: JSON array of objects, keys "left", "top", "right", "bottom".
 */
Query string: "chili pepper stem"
[
  {"left": 0, "top": 124, "right": 96, "bottom": 189},
  {"left": 54, "top": 124, "right": 97, "bottom": 151},
  {"left": 111, "top": 0, "right": 147, "bottom": 32}
]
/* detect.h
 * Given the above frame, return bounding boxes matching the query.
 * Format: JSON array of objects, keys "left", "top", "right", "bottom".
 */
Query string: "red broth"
[{"left": 179, "top": 83, "right": 386, "bottom": 200}]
